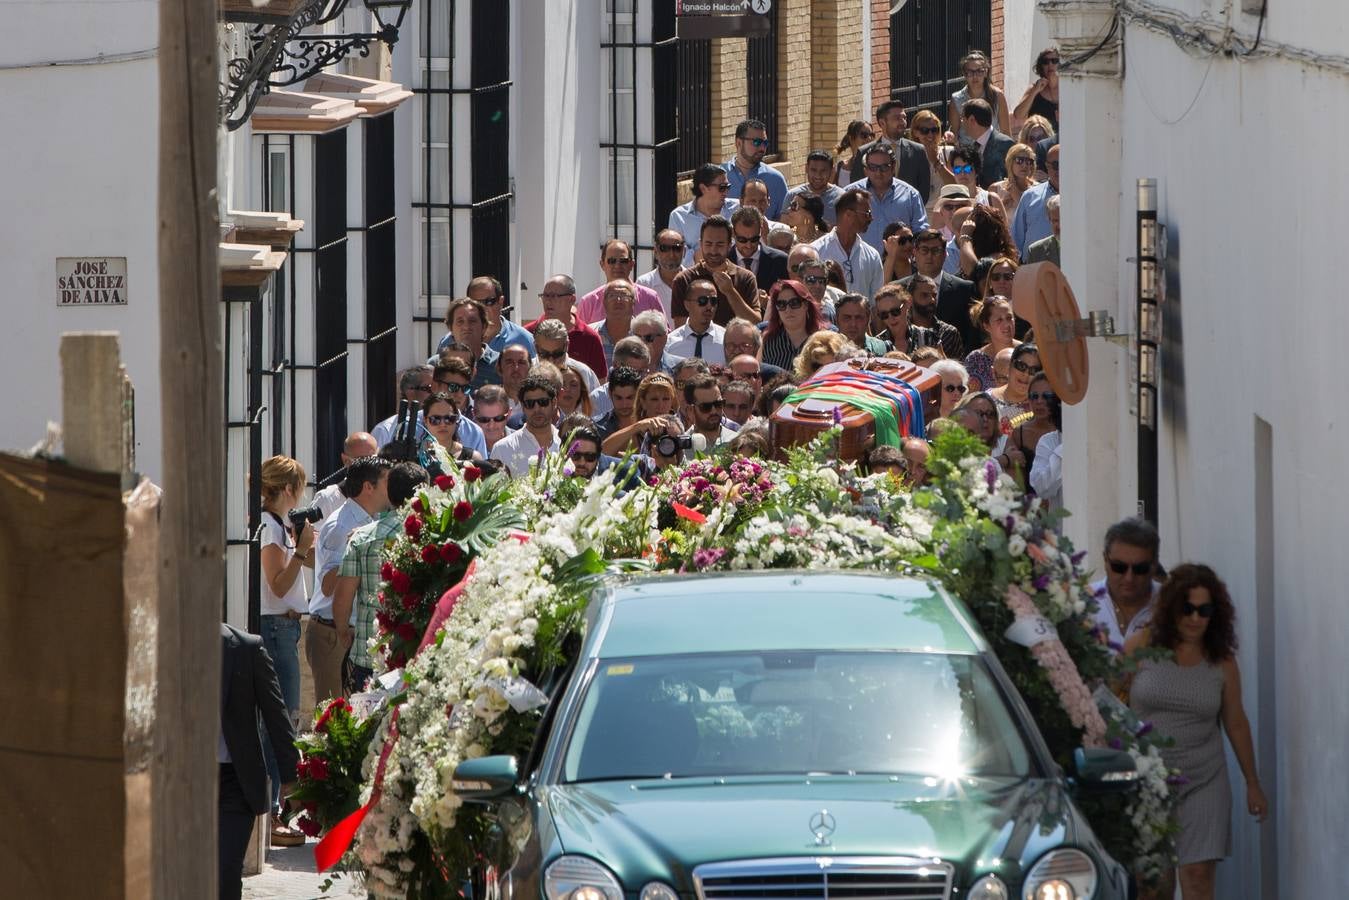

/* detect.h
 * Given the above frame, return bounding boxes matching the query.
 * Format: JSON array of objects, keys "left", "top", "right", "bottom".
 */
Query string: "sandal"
[{"left": 271, "top": 814, "right": 306, "bottom": 847}]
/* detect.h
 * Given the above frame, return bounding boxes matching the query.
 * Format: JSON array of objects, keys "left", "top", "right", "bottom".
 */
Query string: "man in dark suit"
[
  {"left": 729, "top": 206, "right": 788, "bottom": 293},
  {"left": 901, "top": 229, "right": 979, "bottom": 355},
  {"left": 219, "top": 623, "right": 299, "bottom": 900},
  {"left": 959, "top": 99, "right": 1016, "bottom": 188},
  {"left": 849, "top": 100, "right": 930, "bottom": 201}
]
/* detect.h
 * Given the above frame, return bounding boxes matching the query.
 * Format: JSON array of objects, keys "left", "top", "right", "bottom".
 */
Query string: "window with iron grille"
[
  {"left": 890, "top": 0, "right": 992, "bottom": 121},
  {"left": 365, "top": 114, "right": 398, "bottom": 428},
  {"left": 314, "top": 129, "right": 349, "bottom": 477},
  {"left": 745, "top": 6, "right": 779, "bottom": 155},
  {"left": 676, "top": 37, "right": 711, "bottom": 176}
]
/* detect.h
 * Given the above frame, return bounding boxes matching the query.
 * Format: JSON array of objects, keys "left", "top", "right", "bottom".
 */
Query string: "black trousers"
[{"left": 218, "top": 764, "right": 256, "bottom": 900}]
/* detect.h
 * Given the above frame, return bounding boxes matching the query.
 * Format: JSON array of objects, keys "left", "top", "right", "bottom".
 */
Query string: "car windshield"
[{"left": 561, "top": 651, "right": 1032, "bottom": 782}]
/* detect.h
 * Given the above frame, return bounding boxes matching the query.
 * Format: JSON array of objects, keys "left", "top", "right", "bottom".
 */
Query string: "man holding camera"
[{"left": 306, "top": 455, "right": 393, "bottom": 704}]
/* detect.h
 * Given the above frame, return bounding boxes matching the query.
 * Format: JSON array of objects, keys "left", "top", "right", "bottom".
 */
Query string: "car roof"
[{"left": 586, "top": 570, "right": 986, "bottom": 658}]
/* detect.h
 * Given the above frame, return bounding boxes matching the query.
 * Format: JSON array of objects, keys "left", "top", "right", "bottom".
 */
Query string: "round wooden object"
[{"left": 1012, "top": 262, "right": 1089, "bottom": 405}]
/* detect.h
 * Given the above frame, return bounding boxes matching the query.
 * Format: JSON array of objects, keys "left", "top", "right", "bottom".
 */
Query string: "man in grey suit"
[
  {"left": 1025, "top": 194, "right": 1062, "bottom": 266},
  {"left": 960, "top": 98, "right": 1016, "bottom": 188},
  {"left": 219, "top": 623, "right": 299, "bottom": 900},
  {"left": 849, "top": 100, "right": 930, "bottom": 201}
]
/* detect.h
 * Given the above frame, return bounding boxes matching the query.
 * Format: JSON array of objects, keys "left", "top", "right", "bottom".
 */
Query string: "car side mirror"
[
  {"left": 1073, "top": 747, "right": 1139, "bottom": 793},
  {"left": 452, "top": 755, "right": 520, "bottom": 802}
]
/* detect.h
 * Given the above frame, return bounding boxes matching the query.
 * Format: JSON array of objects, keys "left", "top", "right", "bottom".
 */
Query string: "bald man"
[{"left": 313, "top": 431, "right": 378, "bottom": 519}]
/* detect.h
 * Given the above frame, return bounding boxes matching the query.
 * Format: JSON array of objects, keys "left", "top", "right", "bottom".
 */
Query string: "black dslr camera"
[
  {"left": 287, "top": 504, "right": 324, "bottom": 530},
  {"left": 653, "top": 434, "right": 694, "bottom": 457}
]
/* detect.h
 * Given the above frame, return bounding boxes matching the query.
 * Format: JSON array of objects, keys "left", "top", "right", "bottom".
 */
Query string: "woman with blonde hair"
[
  {"left": 908, "top": 108, "right": 954, "bottom": 206},
  {"left": 258, "top": 454, "right": 312, "bottom": 846},
  {"left": 1017, "top": 114, "right": 1055, "bottom": 147},
  {"left": 948, "top": 50, "right": 1010, "bottom": 138},
  {"left": 793, "top": 330, "right": 856, "bottom": 380},
  {"left": 989, "top": 142, "right": 1038, "bottom": 221},
  {"left": 602, "top": 372, "right": 681, "bottom": 456}
]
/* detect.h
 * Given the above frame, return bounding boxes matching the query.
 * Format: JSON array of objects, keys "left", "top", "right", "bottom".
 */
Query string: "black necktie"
[{"left": 693, "top": 332, "right": 707, "bottom": 357}]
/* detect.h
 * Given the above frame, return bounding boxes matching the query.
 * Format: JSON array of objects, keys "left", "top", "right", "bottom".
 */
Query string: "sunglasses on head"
[
  {"left": 475, "top": 413, "right": 509, "bottom": 424},
  {"left": 952, "top": 164, "right": 974, "bottom": 175},
  {"left": 777, "top": 297, "right": 806, "bottom": 310},
  {"left": 569, "top": 451, "right": 600, "bottom": 463},
  {"left": 944, "top": 383, "right": 967, "bottom": 394},
  {"left": 522, "top": 396, "right": 553, "bottom": 410},
  {"left": 1012, "top": 359, "right": 1041, "bottom": 374},
  {"left": 696, "top": 399, "right": 725, "bottom": 413},
  {"left": 426, "top": 413, "right": 459, "bottom": 426},
  {"left": 657, "top": 242, "right": 685, "bottom": 253},
  {"left": 1182, "top": 601, "right": 1215, "bottom": 618},
  {"left": 877, "top": 306, "right": 907, "bottom": 320},
  {"left": 690, "top": 295, "right": 717, "bottom": 307},
  {"left": 1108, "top": 559, "right": 1152, "bottom": 576},
  {"left": 1028, "top": 390, "right": 1056, "bottom": 402},
  {"left": 605, "top": 256, "right": 632, "bottom": 266}
]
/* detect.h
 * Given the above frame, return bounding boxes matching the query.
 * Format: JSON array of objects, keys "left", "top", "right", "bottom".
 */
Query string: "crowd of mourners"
[{"left": 228, "top": 45, "right": 1267, "bottom": 900}]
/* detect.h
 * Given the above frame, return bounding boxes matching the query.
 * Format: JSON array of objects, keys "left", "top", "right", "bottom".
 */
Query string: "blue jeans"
[{"left": 260, "top": 615, "right": 302, "bottom": 812}]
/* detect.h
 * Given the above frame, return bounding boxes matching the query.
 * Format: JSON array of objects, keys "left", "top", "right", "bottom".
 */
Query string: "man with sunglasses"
[
  {"left": 683, "top": 374, "right": 736, "bottom": 449},
  {"left": 730, "top": 206, "right": 788, "bottom": 292},
  {"left": 848, "top": 100, "right": 931, "bottom": 201},
  {"left": 1089, "top": 517, "right": 1163, "bottom": 655},
  {"left": 811, "top": 189, "right": 883, "bottom": 300},
  {"left": 489, "top": 375, "right": 562, "bottom": 477},
  {"left": 722, "top": 118, "right": 788, "bottom": 219},
  {"left": 1012, "top": 143, "right": 1059, "bottom": 258},
  {"left": 842, "top": 143, "right": 928, "bottom": 256},
  {"left": 527, "top": 274, "right": 608, "bottom": 380},
  {"left": 668, "top": 164, "right": 739, "bottom": 266},
  {"left": 667, "top": 278, "right": 726, "bottom": 365},
  {"left": 469, "top": 385, "right": 511, "bottom": 452},
  {"left": 785, "top": 149, "right": 845, "bottom": 227},
  {"left": 670, "top": 216, "right": 760, "bottom": 327},
  {"left": 636, "top": 229, "right": 686, "bottom": 322},
  {"left": 575, "top": 239, "right": 667, "bottom": 325},
  {"left": 630, "top": 310, "right": 683, "bottom": 375}
]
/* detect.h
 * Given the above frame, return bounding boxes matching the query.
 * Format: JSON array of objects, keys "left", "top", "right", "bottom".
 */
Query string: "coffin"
[{"left": 770, "top": 358, "right": 941, "bottom": 461}]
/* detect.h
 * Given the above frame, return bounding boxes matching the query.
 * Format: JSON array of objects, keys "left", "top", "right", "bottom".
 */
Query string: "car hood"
[{"left": 542, "top": 775, "right": 1077, "bottom": 889}]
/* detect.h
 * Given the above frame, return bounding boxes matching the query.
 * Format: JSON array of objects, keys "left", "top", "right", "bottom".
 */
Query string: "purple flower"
[
  {"left": 1071, "top": 550, "right": 1088, "bottom": 565},
  {"left": 984, "top": 460, "right": 998, "bottom": 490},
  {"left": 832, "top": 405, "right": 843, "bottom": 425},
  {"left": 692, "top": 547, "right": 727, "bottom": 570},
  {"left": 1166, "top": 774, "right": 1191, "bottom": 786},
  {"left": 1135, "top": 721, "right": 1154, "bottom": 737},
  {"left": 1108, "top": 737, "right": 1123, "bottom": 750},
  {"left": 1033, "top": 573, "right": 1052, "bottom": 591}
]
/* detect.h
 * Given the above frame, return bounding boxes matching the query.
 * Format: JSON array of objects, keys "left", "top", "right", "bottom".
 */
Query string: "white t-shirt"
[{"left": 260, "top": 513, "right": 308, "bottom": 616}]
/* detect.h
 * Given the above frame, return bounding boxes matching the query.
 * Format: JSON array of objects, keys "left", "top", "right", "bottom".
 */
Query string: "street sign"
[
  {"left": 677, "top": 0, "right": 774, "bottom": 38},
  {"left": 56, "top": 257, "right": 129, "bottom": 307}
]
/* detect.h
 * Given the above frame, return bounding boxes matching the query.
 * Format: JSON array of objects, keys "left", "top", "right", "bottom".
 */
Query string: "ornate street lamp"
[{"left": 220, "top": 0, "right": 414, "bottom": 130}]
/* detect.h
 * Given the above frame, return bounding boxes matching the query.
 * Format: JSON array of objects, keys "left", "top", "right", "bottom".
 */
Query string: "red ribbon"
[{"left": 315, "top": 530, "right": 532, "bottom": 871}]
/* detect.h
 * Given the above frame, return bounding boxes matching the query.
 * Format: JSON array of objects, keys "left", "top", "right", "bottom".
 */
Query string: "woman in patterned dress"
[{"left": 1125, "top": 564, "right": 1269, "bottom": 900}]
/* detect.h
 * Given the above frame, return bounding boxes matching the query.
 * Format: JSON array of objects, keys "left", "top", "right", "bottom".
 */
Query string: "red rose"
[
  {"left": 380, "top": 562, "right": 394, "bottom": 581},
  {"left": 314, "top": 697, "right": 346, "bottom": 732},
  {"left": 404, "top": 514, "right": 423, "bottom": 538},
  {"left": 375, "top": 611, "right": 392, "bottom": 631},
  {"left": 296, "top": 816, "right": 322, "bottom": 838},
  {"left": 296, "top": 758, "right": 310, "bottom": 780},
  {"left": 464, "top": 466, "right": 482, "bottom": 483},
  {"left": 435, "top": 474, "right": 455, "bottom": 491},
  {"left": 376, "top": 591, "right": 390, "bottom": 609},
  {"left": 389, "top": 570, "right": 412, "bottom": 594},
  {"left": 420, "top": 544, "right": 439, "bottom": 564},
  {"left": 401, "top": 593, "right": 419, "bottom": 611},
  {"left": 395, "top": 622, "right": 418, "bottom": 642},
  {"left": 308, "top": 757, "right": 330, "bottom": 782},
  {"left": 453, "top": 500, "right": 473, "bottom": 521},
  {"left": 304, "top": 802, "right": 317, "bottom": 815},
  {"left": 439, "top": 542, "right": 463, "bottom": 564}
]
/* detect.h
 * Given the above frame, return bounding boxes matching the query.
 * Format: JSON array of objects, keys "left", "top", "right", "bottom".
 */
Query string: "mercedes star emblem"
[{"left": 809, "top": 809, "right": 836, "bottom": 845}]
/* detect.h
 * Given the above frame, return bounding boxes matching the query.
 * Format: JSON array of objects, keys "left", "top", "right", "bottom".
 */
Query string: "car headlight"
[
  {"left": 544, "top": 856, "right": 625, "bottom": 900},
  {"left": 1022, "top": 848, "right": 1098, "bottom": 900},
  {"left": 968, "top": 874, "right": 1010, "bottom": 899},
  {"left": 640, "top": 882, "right": 680, "bottom": 900}
]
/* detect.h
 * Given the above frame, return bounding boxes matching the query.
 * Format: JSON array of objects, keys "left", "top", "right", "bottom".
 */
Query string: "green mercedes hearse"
[{"left": 452, "top": 572, "right": 1136, "bottom": 900}]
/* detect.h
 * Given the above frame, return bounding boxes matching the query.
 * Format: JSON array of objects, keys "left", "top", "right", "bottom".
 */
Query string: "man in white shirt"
[
  {"left": 635, "top": 229, "right": 686, "bottom": 324},
  {"left": 669, "top": 164, "right": 739, "bottom": 266},
  {"left": 811, "top": 189, "right": 883, "bottom": 300},
  {"left": 306, "top": 455, "right": 392, "bottom": 703},
  {"left": 682, "top": 374, "right": 737, "bottom": 449},
  {"left": 666, "top": 278, "right": 726, "bottom": 365},
  {"left": 1089, "top": 517, "right": 1164, "bottom": 654},
  {"left": 313, "top": 431, "right": 378, "bottom": 519},
  {"left": 490, "top": 375, "right": 562, "bottom": 476}
]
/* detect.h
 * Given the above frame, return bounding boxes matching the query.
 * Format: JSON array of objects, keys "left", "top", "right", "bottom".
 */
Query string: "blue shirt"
[
  {"left": 669, "top": 198, "right": 740, "bottom": 267},
  {"left": 1012, "top": 181, "right": 1057, "bottom": 259},
  {"left": 784, "top": 182, "right": 846, "bottom": 225},
  {"left": 943, "top": 237, "right": 961, "bottom": 275},
  {"left": 723, "top": 159, "right": 789, "bottom": 219},
  {"left": 371, "top": 410, "right": 485, "bottom": 457},
  {"left": 843, "top": 177, "right": 929, "bottom": 255},
  {"left": 437, "top": 318, "right": 536, "bottom": 358}
]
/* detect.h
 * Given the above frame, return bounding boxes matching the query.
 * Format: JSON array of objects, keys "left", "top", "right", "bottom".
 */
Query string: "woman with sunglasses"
[
  {"left": 833, "top": 120, "right": 874, "bottom": 187},
  {"left": 780, "top": 193, "right": 827, "bottom": 244},
  {"left": 947, "top": 142, "right": 1006, "bottom": 220},
  {"left": 997, "top": 363, "right": 1054, "bottom": 491},
  {"left": 908, "top": 109, "right": 955, "bottom": 207},
  {"left": 1013, "top": 47, "right": 1061, "bottom": 132},
  {"left": 763, "top": 280, "right": 823, "bottom": 370},
  {"left": 881, "top": 222, "right": 915, "bottom": 284},
  {"left": 988, "top": 142, "right": 1039, "bottom": 221},
  {"left": 964, "top": 295, "right": 1020, "bottom": 392},
  {"left": 948, "top": 51, "right": 1010, "bottom": 141},
  {"left": 1017, "top": 115, "right": 1055, "bottom": 148},
  {"left": 1126, "top": 565, "right": 1267, "bottom": 900},
  {"left": 989, "top": 341, "right": 1040, "bottom": 418},
  {"left": 928, "top": 359, "right": 970, "bottom": 423},
  {"left": 1027, "top": 372, "right": 1063, "bottom": 508},
  {"left": 602, "top": 372, "right": 681, "bottom": 457},
  {"left": 423, "top": 391, "right": 480, "bottom": 464}
]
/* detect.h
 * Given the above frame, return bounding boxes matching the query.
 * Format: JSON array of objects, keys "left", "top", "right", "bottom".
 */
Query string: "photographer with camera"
[
  {"left": 307, "top": 455, "right": 394, "bottom": 704},
  {"left": 257, "top": 455, "right": 313, "bottom": 847}
]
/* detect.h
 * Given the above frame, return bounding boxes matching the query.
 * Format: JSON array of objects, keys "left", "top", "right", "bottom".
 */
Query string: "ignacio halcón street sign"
[{"left": 57, "top": 257, "right": 128, "bottom": 307}]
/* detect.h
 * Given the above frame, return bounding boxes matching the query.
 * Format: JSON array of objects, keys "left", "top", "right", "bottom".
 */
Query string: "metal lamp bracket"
[{"left": 1048, "top": 310, "right": 1131, "bottom": 347}]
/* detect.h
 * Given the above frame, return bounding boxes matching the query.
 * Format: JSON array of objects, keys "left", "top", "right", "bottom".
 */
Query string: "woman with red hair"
[{"left": 761, "top": 279, "right": 822, "bottom": 370}]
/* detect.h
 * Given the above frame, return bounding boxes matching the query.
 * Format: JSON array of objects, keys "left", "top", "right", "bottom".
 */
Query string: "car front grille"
[{"left": 693, "top": 857, "right": 953, "bottom": 900}]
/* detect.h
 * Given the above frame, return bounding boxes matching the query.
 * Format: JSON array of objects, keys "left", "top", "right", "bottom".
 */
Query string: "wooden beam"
[
  {"left": 153, "top": 0, "right": 221, "bottom": 896},
  {"left": 60, "top": 332, "right": 127, "bottom": 474}
]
